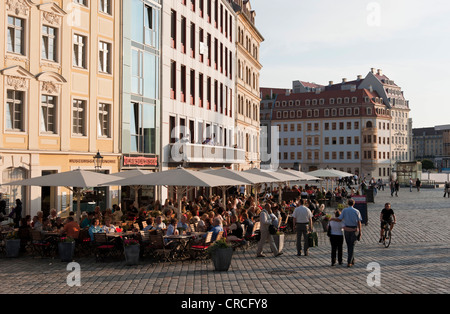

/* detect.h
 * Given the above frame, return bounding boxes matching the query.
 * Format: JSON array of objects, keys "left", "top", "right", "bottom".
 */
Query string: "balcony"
[{"left": 169, "top": 143, "right": 245, "bottom": 165}]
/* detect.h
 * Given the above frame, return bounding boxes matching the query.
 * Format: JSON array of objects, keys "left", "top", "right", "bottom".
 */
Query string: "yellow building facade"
[
  {"left": 0, "top": 0, "right": 121, "bottom": 218},
  {"left": 233, "top": 0, "right": 263, "bottom": 170}
]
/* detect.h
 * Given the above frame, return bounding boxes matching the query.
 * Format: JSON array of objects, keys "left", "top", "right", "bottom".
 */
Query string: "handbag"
[{"left": 327, "top": 224, "right": 332, "bottom": 237}]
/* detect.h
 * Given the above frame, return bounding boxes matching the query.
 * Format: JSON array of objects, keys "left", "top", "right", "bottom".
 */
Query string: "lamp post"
[{"left": 93, "top": 151, "right": 104, "bottom": 172}]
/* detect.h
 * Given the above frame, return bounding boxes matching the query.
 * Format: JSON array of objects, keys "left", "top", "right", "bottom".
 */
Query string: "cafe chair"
[
  {"left": 189, "top": 231, "right": 213, "bottom": 261},
  {"left": 93, "top": 233, "right": 115, "bottom": 262},
  {"left": 30, "top": 230, "right": 54, "bottom": 258}
]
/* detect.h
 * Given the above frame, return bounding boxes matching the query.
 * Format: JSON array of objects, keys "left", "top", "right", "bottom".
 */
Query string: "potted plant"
[
  {"left": 272, "top": 231, "right": 285, "bottom": 254},
  {"left": 58, "top": 236, "right": 76, "bottom": 262},
  {"left": 123, "top": 238, "right": 140, "bottom": 265},
  {"left": 5, "top": 231, "right": 21, "bottom": 258},
  {"left": 207, "top": 238, "right": 233, "bottom": 271}
]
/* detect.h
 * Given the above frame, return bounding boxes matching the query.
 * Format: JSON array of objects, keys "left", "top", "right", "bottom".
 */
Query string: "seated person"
[
  {"left": 81, "top": 212, "right": 94, "bottom": 229},
  {"left": 88, "top": 218, "right": 104, "bottom": 241},
  {"left": 154, "top": 216, "right": 167, "bottom": 230},
  {"left": 143, "top": 217, "right": 156, "bottom": 232},
  {"left": 226, "top": 214, "right": 244, "bottom": 241},
  {"left": 102, "top": 217, "right": 116, "bottom": 233},
  {"left": 62, "top": 216, "right": 80, "bottom": 239},
  {"left": 53, "top": 217, "right": 65, "bottom": 231},
  {"left": 209, "top": 217, "right": 224, "bottom": 242},
  {"left": 241, "top": 213, "right": 254, "bottom": 238},
  {"left": 176, "top": 215, "right": 191, "bottom": 234}
]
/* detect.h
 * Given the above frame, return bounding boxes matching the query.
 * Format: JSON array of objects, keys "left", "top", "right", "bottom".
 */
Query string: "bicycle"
[{"left": 381, "top": 221, "right": 393, "bottom": 248}]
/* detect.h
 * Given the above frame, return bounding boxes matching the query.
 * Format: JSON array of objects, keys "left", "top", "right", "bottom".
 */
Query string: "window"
[
  {"left": 130, "top": 102, "right": 156, "bottom": 153},
  {"left": 42, "top": 25, "right": 57, "bottom": 62},
  {"left": 99, "top": 41, "right": 111, "bottom": 73},
  {"left": 73, "top": 34, "right": 87, "bottom": 68},
  {"left": 6, "top": 90, "right": 24, "bottom": 132},
  {"left": 41, "top": 95, "right": 57, "bottom": 134},
  {"left": 98, "top": 103, "right": 111, "bottom": 138},
  {"left": 170, "top": 60, "right": 176, "bottom": 99},
  {"left": 72, "top": 99, "right": 86, "bottom": 136},
  {"left": 132, "top": 49, "right": 143, "bottom": 95},
  {"left": 74, "top": 0, "right": 88, "bottom": 5},
  {"left": 99, "top": 0, "right": 112, "bottom": 14},
  {"left": 7, "top": 16, "right": 25, "bottom": 55},
  {"left": 171, "top": 10, "right": 177, "bottom": 48}
]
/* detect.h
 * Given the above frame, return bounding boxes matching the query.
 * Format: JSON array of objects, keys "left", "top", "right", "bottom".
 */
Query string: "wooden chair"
[
  {"left": 245, "top": 222, "right": 260, "bottom": 247},
  {"left": 75, "top": 228, "right": 93, "bottom": 257},
  {"left": 30, "top": 230, "right": 54, "bottom": 258},
  {"left": 190, "top": 231, "right": 213, "bottom": 260},
  {"left": 149, "top": 233, "right": 171, "bottom": 263},
  {"left": 93, "top": 233, "right": 115, "bottom": 262}
]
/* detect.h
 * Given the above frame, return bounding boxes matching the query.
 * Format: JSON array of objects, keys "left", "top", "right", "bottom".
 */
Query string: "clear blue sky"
[{"left": 251, "top": 0, "right": 450, "bottom": 128}]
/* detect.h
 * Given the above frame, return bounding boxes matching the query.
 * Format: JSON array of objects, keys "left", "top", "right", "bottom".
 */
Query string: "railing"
[{"left": 169, "top": 143, "right": 246, "bottom": 164}]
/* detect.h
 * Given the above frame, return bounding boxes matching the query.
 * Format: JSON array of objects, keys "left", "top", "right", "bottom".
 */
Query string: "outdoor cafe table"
[{"left": 164, "top": 232, "right": 205, "bottom": 260}]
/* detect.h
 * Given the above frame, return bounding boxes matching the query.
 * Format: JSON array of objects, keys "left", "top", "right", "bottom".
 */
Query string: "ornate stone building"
[
  {"left": 232, "top": 0, "right": 264, "bottom": 170},
  {"left": 0, "top": 0, "right": 121, "bottom": 218}
]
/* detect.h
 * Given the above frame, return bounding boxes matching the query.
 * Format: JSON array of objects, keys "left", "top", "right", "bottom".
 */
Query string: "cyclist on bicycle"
[{"left": 379, "top": 202, "right": 396, "bottom": 243}]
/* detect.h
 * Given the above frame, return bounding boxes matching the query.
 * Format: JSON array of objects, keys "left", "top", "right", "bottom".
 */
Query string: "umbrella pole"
[{"left": 76, "top": 188, "right": 81, "bottom": 223}]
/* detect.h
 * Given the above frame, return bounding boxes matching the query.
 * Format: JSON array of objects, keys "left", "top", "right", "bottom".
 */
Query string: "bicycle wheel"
[{"left": 383, "top": 229, "right": 391, "bottom": 248}]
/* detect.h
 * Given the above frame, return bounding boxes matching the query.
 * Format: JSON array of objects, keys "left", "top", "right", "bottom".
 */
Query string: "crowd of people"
[{"left": 1, "top": 179, "right": 399, "bottom": 266}]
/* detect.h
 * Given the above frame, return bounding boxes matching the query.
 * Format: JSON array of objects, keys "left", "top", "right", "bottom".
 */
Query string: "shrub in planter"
[
  {"left": 58, "top": 237, "right": 76, "bottom": 262},
  {"left": 124, "top": 238, "right": 140, "bottom": 265},
  {"left": 208, "top": 238, "right": 233, "bottom": 271},
  {"left": 5, "top": 231, "right": 20, "bottom": 258}
]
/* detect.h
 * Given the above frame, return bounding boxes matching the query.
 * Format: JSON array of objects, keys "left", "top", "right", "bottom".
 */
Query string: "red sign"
[{"left": 123, "top": 156, "right": 158, "bottom": 167}]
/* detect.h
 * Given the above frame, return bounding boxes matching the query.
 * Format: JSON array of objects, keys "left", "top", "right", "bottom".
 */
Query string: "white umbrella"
[
  {"left": 5, "top": 169, "right": 121, "bottom": 221},
  {"left": 306, "top": 168, "right": 354, "bottom": 178},
  {"left": 242, "top": 168, "right": 299, "bottom": 201},
  {"left": 105, "top": 167, "right": 249, "bottom": 217},
  {"left": 201, "top": 167, "right": 277, "bottom": 206},
  {"left": 275, "top": 168, "right": 321, "bottom": 182},
  {"left": 306, "top": 168, "right": 354, "bottom": 190}
]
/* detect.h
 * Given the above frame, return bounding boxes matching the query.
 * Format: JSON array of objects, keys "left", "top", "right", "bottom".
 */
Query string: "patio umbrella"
[
  {"left": 201, "top": 167, "right": 278, "bottom": 206},
  {"left": 306, "top": 168, "right": 354, "bottom": 190},
  {"left": 275, "top": 168, "right": 321, "bottom": 182},
  {"left": 242, "top": 168, "right": 299, "bottom": 201},
  {"left": 104, "top": 167, "right": 249, "bottom": 218},
  {"left": 4, "top": 169, "right": 121, "bottom": 222}
]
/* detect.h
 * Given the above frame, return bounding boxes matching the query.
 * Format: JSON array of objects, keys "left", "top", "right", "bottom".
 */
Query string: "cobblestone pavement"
[{"left": 1, "top": 188, "right": 449, "bottom": 295}]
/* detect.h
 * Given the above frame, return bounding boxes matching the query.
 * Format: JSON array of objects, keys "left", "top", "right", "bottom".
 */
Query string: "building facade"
[
  {"left": 232, "top": 0, "right": 263, "bottom": 170},
  {"left": 0, "top": 0, "right": 121, "bottom": 218},
  {"left": 161, "top": 0, "right": 244, "bottom": 173},
  {"left": 413, "top": 125, "right": 450, "bottom": 171},
  {"left": 262, "top": 68, "right": 412, "bottom": 180},
  {"left": 119, "top": 0, "right": 162, "bottom": 207}
]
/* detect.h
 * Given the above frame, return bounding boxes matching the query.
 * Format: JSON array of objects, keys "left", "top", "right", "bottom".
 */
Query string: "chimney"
[
  {"left": 357, "top": 75, "right": 362, "bottom": 81},
  {"left": 377, "top": 69, "right": 383, "bottom": 76},
  {"left": 329, "top": 81, "right": 334, "bottom": 86},
  {"left": 342, "top": 78, "right": 347, "bottom": 83},
  {"left": 371, "top": 68, "right": 376, "bottom": 74}
]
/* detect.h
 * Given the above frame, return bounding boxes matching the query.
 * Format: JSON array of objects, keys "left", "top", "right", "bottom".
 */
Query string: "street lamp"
[{"left": 93, "top": 151, "right": 104, "bottom": 172}]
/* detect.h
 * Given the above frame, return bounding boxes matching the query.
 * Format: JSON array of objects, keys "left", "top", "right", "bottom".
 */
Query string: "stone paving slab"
[{"left": 1, "top": 189, "right": 449, "bottom": 295}]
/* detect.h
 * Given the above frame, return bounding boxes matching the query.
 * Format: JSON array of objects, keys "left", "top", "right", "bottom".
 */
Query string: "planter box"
[
  {"left": 273, "top": 234, "right": 285, "bottom": 254},
  {"left": 6, "top": 239, "right": 21, "bottom": 258},
  {"left": 58, "top": 242, "right": 76, "bottom": 262},
  {"left": 124, "top": 245, "right": 140, "bottom": 265},
  {"left": 211, "top": 247, "right": 233, "bottom": 271}
]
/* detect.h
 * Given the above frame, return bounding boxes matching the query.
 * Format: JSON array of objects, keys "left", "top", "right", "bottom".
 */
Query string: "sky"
[{"left": 251, "top": 0, "right": 450, "bottom": 128}]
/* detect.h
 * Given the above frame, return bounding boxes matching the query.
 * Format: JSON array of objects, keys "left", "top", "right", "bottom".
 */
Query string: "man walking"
[
  {"left": 292, "top": 199, "right": 313, "bottom": 256},
  {"left": 330, "top": 199, "right": 362, "bottom": 267},
  {"left": 256, "top": 204, "right": 281, "bottom": 258},
  {"left": 444, "top": 181, "right": 450, "bottom": 198}
]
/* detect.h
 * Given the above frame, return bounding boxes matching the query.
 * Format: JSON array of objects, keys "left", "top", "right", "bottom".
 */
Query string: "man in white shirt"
[{"left": 292, "top": 199, "right": 313, "bottom": 256}]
